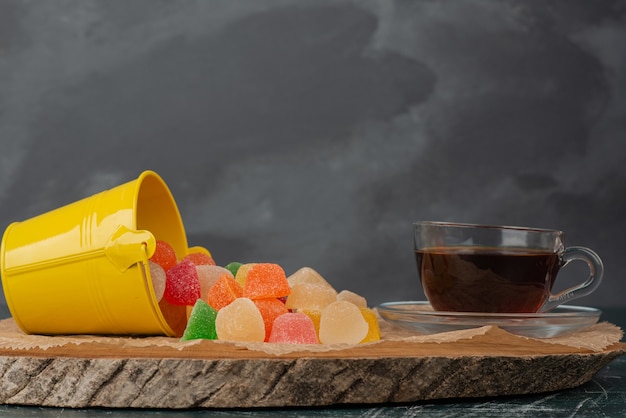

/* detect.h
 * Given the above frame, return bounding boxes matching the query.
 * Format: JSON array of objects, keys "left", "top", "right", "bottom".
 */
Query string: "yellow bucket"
[{"left": 1, "top": 170, "right": 188, "bottom": 336}]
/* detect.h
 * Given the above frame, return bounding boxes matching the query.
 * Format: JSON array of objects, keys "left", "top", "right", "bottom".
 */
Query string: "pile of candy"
[{"left": 149, "top": 241, "right": 380, "bottom": 345}]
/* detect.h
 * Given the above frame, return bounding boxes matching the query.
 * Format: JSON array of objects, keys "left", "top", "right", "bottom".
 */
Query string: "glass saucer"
[{"left": 376, "top": 301, "right": 601, "bottom": 338}]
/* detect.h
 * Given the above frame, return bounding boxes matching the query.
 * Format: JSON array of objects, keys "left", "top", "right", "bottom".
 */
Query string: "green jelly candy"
[
  {"left": 224, "top": 261, "right": 243, "bottom": 277},
  {"left": 180, "top": 299, "right": 218, "bottom": 341}
]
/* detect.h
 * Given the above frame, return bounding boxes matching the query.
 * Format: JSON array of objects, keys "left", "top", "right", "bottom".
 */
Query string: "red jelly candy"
[
  {"left": 150, "top": 240, "right": 178, "bottom": 271},
  {"left": 253, "top": 298, "right": 290, "bottom": 341},
  {"left": 183, "top": 251, "right": 216, "bottom": 266},
  {"left": 243, "top": 263, "right": 291, "bottom": 299},
  {"left": 207, "top": 274, "right": 244, "bottom": 311},
  {"left": 268, "top": 312, "right": 319, "bottom": 344},
  {"left": 164, "top": 259, "right": 201, "bottom": 305}
]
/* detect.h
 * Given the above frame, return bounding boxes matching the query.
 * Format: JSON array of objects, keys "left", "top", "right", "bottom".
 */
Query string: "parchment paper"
[{"left": 0, "top": 316, "right": 621, "bottom": 355}]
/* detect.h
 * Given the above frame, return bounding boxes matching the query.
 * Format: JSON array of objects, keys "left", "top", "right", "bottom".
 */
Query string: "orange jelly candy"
[
  {"left": 150, "top": 240, "right": 178, "bottom": 271},
  {"left": 183, "top": 252, "right": 216, "bottom": 266},
  {"left": 207, "top": 275, "right": 244, "bottom": 311},
  {"left": 243, "top": 263, "right": 291, "bottom": 299},
  {"left": 253, "top": 298, "right": 290, "bottom": 341}
]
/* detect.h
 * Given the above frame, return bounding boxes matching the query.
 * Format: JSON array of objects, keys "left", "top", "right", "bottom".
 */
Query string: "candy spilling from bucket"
[
  {"left": 155, "top": 253, "right": 381, "bottom": 344},
  {"left": 1, "top": 170, "right": 380, "bottom": 342}
]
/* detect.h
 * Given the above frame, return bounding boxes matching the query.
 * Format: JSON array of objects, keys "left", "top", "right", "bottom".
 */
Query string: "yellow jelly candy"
[
  {"left": 299, "top": 309, "right": 322, "bottom": 339},
  {"left": 234, "top": 263, "right": 257, "bottom": 287},
  {"left": 359, "top": 307, "right": 381, "bottom": 343}
]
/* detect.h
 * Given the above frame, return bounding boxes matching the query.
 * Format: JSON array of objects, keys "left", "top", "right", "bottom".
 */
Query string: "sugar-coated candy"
[
  {"left": 148, "top": 261, "right": 166, "bottom": 302},
  {"left": 150, "top": 249, "right": 378, "bottom": 344},
  {"left": 318, "top": 301, "right": 368, "bottom": 345},
  {"left": 207, "top": 274, "right": 243, "bottom": 311},
  {"left": 225, "top": 261, "right": 243, "bottom": 278},
  {"left": 234, "top": 263, "right": 256, "bottom": 287},
  {"left": 181, "top": 299, "right": 218, "bottom": 341},
  {"left": 253, "top": 298, "right": 289, "bottom": 341},
  {"left": 285, "top": 282, "right": 337, "bottom": 311},
  {"left": 196, "top": 265, "right": 233, "bottom": 300},
  {"left": 359, "top": 307, "right": 381, "bottom": 343},
  {"left": 183, "top": 251, "right": 216, "bottom": 266},
  {"left": 268, "top": 313, "right": 319, "bottom": 344},
  {"left": 336, "top": 290, "right": 367, "bottom": 308},
  {"left": 150, "top": 240, "right": 178, "bottom": 271},
  {"left": 287, "top": 267, "right": 332, "bottom": 289},
  {"left": 164, "top": 259, "right": 201, "bottom": 305},
  {"left": 215, "top": 298, "right": 265, "bottom": 342},
  {"left": 158, "top": 297, "right": 188, "bottom": 337},
  {"left": 185, "top": 304, "right": 194, "bottom": 321},
  {"left": 244, "top": 263, "right": 291, "bottom": 299},
  {"left": 298, "top": 309, "right": 321, "bottom": 338},
  {"left": 187, "top": 245, "right": 213, "bottom": 258}
]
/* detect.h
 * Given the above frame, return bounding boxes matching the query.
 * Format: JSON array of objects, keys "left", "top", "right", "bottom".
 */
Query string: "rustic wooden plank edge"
[{"left": 1, "top": 347, "right": 624, "bottom": 409}]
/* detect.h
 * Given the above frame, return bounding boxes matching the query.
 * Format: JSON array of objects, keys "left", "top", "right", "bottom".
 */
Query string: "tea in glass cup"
[{"left": 413, "top": 221, "right": 604, "bottom": 313}]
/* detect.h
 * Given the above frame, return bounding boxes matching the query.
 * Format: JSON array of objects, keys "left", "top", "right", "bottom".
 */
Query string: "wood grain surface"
[{"left": 0, "top": 319, "right": 624, "bottom": 409}]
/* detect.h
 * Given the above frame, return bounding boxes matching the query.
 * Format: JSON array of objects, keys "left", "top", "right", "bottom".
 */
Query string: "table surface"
[{"left": 0, "top": 307, "right": 625, "bottom": 417}]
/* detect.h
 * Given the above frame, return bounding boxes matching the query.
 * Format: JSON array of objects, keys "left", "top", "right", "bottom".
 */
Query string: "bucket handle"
[{"left": 104, "top": 225, "right": 156, "bottom": 272}]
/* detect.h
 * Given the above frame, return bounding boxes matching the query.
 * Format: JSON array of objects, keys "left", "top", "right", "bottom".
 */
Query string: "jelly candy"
[
  {"left": 337, "top": 290, "right": 367, "bottom": 308},
  {"left": 285, "top": 282, "right": 337, "bottom": 311},
  {"left": 287, "top": 267, "right": 332, "bottom": 288},
  {"left": 215, "top": 298, "right": 265, "bottom": 342},
  {"left": 185, "top": 304, "right": 194, "bottom": 321},
  {"left": 253, "top": 298, "right": 289, "bottom": 341},
  {"left": 158, "top": 297, "right": 188, "bottom": 337},
  {"left": 183, "top": 251, "right": 216, "bottom": 266},
  {"left": 196, "top": 265, "right": 233, "bottom": 300},
  {"left": 159, "top": 255, "right": 376, "bottom": 345},
  {"left": 359, "top": 307, "right": 381, "bottom": 343},
  {"left": 187, "top": 245, "right": 213, "bottom": 258},
  {"left": 244, "top": 263, "right": 291, "bottom": 299},
  {"left": 298, "top": 309, "right": 321, "bottom": 338},
  {"left": 268, "top": 313, "right": 318, "bottom": 344},
  {"left": 225, "top": 261, "right": 243, "bottom": 278},
  {"left": 181, "top": 299, "right": 218, "bottom": 341},
  {"left": 207, "top": 274, "right": 243, "bottom": 311},
  {"left": 148, "top": 261, "right": 166, "bottom": 302},
  {"left": 234, "top": 263, "right": 256, "bottom": 287},
  {"left": 318, "top": 301, "right": 368, "bottom": 344},
  {"left": 164, "top": 259, "right": 201, "bottom": 305},
  {"left": 150, "top": 240, "right": 178, "bottom": 271}
]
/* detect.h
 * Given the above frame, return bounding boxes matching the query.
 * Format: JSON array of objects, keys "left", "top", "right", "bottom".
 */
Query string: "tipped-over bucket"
[{"left": 1, "top": 170, "right": 188, "bottom": 336}]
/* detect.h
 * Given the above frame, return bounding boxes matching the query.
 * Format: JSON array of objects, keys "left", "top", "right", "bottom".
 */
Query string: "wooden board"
[{"left": 0, "top": 318, "right": 624, "bottom": 409}]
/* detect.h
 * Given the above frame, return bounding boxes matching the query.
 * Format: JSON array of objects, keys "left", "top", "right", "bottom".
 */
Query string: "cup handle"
[{"left": 540, "top": 246, "right": 604, "bottom": 312}]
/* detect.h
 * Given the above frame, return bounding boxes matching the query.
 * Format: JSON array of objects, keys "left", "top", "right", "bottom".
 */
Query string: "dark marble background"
[{"left": 1, "top": 0, "right": 625, "bottom": 317}]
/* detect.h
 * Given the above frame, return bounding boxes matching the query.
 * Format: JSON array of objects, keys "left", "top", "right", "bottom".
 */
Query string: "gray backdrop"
[{"left": 1, "top": 0, "right": 625, "bottom": 318}]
